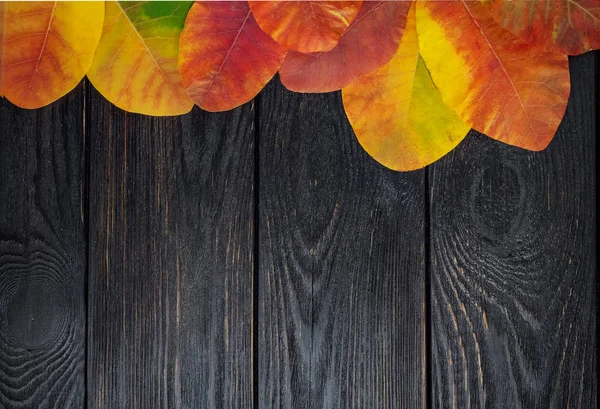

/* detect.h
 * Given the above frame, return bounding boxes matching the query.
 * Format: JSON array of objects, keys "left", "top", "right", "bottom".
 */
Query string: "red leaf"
[
  {"left": 279, "top": 1, "right": 411, "bottom": 93},
  {"left": 179, "top": 1, "right": 287, "bottom": 112}
]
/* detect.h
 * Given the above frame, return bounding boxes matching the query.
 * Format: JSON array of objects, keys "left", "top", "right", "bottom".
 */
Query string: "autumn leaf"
[
  {"left": 0, "top": 1, "right": 104, "bottom": 109},
  {"left": 279, "top": 1, "right": 411, "bottom": 93},
  {"left": 87, "top": 1, "right": 194, "bottom": 116},
  {"left": 178, "top": 1, "right": 287, "bottom": 112},
  {"left": 483, "top": 0, "right": 600, "bottom": 55},
  {"left": 248, "top": 1, "right": 363, "bottom": 53},
  {"left": 416, "top": 1, "right": 570, "bottom": 151},
  {"left": 342, "top": 5, "right": 469, "bottom": 171}
]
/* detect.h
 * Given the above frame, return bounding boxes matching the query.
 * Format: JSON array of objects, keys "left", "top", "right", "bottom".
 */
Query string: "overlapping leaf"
[
  {"left": 0, "top": 0, "right": 595, "bottom": 172},
  {"left": 279, "top": 1, "right": 411, "bottom": 93},
  {"left": 248, "top": 1, "right": 363, "bottom": 53},
  {"left": 87, "top": 1, "right": 194, "bottom": 116},
  {"left": 483, "top": 0, "right": 600, "bottom": 55},
  {"left": 178, "top": 1, "right": 287, "bottom": 112},
  {"left": 343, "top": 6, "right": 469, "bottom": 171},
  {"left": 416, "top": 1, "right": 571, "bottom": 151},
  {"left": 0, "top": 1, "right": 104, "bottom": 109}
]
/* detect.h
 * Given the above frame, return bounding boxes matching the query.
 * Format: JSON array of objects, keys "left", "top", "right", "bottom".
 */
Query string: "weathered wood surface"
[
  {"left": 86, "top": 86, "right": 255, "bottom": 409},
  {"left": 429, "top": 53, "right": 597, "bottom": 408},
  {"left": 0, "top": 85, "right": 86, "bottom": 408},
  {"left": 257, "top": 78, "right": 426, "bottom": 408},
  {"left": 0, "top": 53, "right": 596, "bottom": 409}
]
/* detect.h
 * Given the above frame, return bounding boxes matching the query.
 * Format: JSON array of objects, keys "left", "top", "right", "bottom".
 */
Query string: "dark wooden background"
[{"left": 0, "top": 52, "right": 596, "bottom": 409}]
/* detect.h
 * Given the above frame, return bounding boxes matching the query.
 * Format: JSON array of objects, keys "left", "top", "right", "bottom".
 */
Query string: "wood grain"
[
  {"left": 87, "top": 85, "right": 254, "bottom": 409},
  {"left": 0, "top": 85, "right": 86, "bottom": 408},
  {"left": 429, "top": 52, "right": 597, "bottom": 408},
  {"left": 0, "top": 50, "right": 595, "bottom": 409},
  {"left": 257, "top": 77, "right": 426, "bottom": 408}
]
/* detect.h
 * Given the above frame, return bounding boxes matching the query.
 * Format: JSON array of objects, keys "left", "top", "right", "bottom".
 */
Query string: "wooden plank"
[
  {"left": 258, "top": 78, "right": 426, "bottom": 408},
  {"left": 429, "top": 53, "right": 597, "bottom": 408},
  {"left": 87, "top": 85, "right": 254, "bottom": 408},
  {"left": 0, "top": 86, "right": 86, "bottom": 408}
]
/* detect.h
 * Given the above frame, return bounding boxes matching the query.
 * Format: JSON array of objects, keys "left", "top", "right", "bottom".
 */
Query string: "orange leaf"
[
  {"left": 0, "top": 1, "right": 104, "bottom": 109},
  {"left": 484, "top": 0, "right": 600, "bottom": 55},
  {"left": 179, "top": 1, "right": 287, "bottom": 112},
  {"left": 248, "top": 1, "right": 363, "bottom": 53},
  {"left": 417, "top": 1, "right": 570, "bottom": 151},
  {"left": 279, "top": 1, "right": 411, "bottom": 93}
]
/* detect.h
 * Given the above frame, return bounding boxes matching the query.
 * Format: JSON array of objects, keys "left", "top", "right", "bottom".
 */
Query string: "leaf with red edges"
[
  {"left": 279, "top": 1, "right": 411, "bottom": 93},
  {"left": 343, "top": 5, "right": 469, "bottom": 171},
  {"left": 87, "top": 1, "right": 193, "bottom": 116}
]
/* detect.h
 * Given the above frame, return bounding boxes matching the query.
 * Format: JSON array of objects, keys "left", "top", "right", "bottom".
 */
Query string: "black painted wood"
[
  {"left": 257, "top": 77, "right": 426, "bottom": 409},
  {"left": 0, "top": 85, "right": 86, "bottom": 408},
  {"left": 86, "top": 86, "right": 254, "bottom": 409},
  {"left": 0, "top": 55, "right": 596, "bottom": 409},
  {"left": 429, "top": 53, "right": 597, "bottom": 408}
]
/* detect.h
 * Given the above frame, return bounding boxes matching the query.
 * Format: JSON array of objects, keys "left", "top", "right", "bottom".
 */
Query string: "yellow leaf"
[
  {"left": 87, "top": 1, "right": 193, "bottom": 116},
  {"left": 0, "top": 1, "right": 104, "bottom": 109},
  {"left": 342, "top": 6, "right": 469, "bottom": 171}
]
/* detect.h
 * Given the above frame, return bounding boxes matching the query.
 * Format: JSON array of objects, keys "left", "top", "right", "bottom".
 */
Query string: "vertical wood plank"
[
  {"left": 429, "top": 53, "right": 597, "bottom": 408},
  {"left": 87, "top": 87, "right": 254, "bottom": 408},
  {"left": 258, "top": 78, "right": 426, "bottom": 408},
  {"left": 0, "top": 86, "right": 86, "bottom": 408}
]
